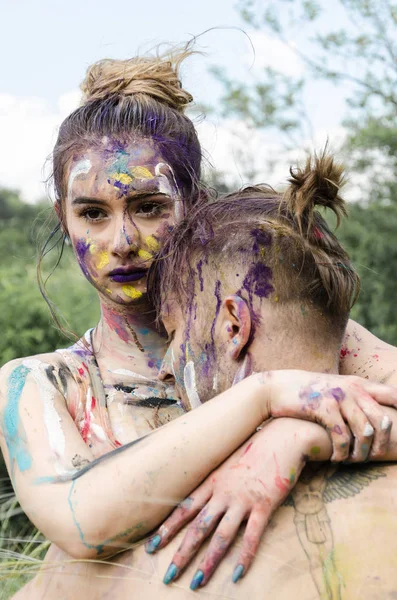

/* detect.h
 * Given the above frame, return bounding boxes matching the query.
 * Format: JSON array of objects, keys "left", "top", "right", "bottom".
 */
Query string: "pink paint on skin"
[
  {"left": 333, "top": 424, "right": 343, "bottom": 435},
  {"left": 243, "top": 441, "right": 253, "bottom": 456},
  {"left": 273, "top": 453, "right": 290, "bottom": 494}
]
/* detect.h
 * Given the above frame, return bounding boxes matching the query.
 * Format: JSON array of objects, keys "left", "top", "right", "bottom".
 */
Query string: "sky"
[{"left": 0, "top": 0, "right": 352, "bottom": 203}]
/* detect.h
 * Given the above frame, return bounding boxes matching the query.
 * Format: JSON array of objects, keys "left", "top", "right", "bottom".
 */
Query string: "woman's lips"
[{"left": 109, "top": 269, "right": 148, "bottom": 283}]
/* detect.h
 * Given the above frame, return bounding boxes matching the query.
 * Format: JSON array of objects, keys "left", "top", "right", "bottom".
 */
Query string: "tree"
[{"left": 211, "top": 0, "right": 397, "bottom": 343}]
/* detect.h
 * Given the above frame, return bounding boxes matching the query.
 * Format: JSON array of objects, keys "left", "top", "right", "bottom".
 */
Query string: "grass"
[{"left": 0, "top": 477, "right": 49, "bottom": 600}]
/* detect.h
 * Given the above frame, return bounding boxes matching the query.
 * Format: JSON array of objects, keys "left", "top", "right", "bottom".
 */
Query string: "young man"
[{"left": 15, "top": 158, "right": 397, "bottom": 600}]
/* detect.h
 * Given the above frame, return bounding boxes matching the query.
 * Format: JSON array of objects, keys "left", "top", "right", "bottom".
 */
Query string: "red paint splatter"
[
  {"left": 373, "top": 354, "right": 379, "bottom": 360},
  {"left": 354, "top": 354, "right": 358, "bottom": 357},
  {"left": 91, "top": 396, "right": 96, "bottom": 410},
  {"left": 243, "top": 441, "right": 253, "bottom": 456},
  {"left": 114, "top": 440, "right": 122, "bottom": 447},
  {"left": 82, "top": 362, "right": 89, "bottom": 373},
  {"left": 78, "top": 367, "right": 84, "bottom": 376},
  {"left": 340, "top": 345, "right": 351, "bottom": 359}
]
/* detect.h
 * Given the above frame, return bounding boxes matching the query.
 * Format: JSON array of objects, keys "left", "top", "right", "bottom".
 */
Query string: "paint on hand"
[
  {"left": 122, "top": 285, "right": 142, "bottom": 300},
  {"left": 183, "top": 361, "right": 202, "bottom": 410},
  {"left": 310, "top": 446, "right": 321, "bottom": 456},
  {"left": 3, "top": 364, "right": 32, "bottom": 479},
  {"left": 289, "top": 467, "right": 297, "bottom": 484}
]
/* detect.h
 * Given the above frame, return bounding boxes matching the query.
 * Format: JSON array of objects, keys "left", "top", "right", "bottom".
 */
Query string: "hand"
[
  {"left": 145, "top": 419, "right": 313, "bottom": 589},
  {"left": 261, "top": 370, "right": 397, "bottom": 461}
]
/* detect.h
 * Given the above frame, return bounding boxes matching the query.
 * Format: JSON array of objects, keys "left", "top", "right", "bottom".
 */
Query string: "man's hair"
[{"left": 149, "top": 150, "right": 360, "bottom": 341}]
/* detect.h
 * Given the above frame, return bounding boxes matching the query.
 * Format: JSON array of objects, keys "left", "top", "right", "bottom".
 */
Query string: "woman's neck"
[{"left": 92, "top": 298, "right": 168, "bottom": 376}]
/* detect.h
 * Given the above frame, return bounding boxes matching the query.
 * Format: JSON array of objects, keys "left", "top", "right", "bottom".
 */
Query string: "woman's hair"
[
  {"left": 149, "top": 150, "right": 360, "bottom": 342},
  {"left": 38, "top": 43, "right": 204, "bottom": 335}
]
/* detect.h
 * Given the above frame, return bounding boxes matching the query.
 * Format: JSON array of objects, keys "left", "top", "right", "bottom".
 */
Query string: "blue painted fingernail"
[
  {"left": 232, "top": 564, "right": 244, "bottom": 583},
  {"left": 190, "top": 569, "right": 204, "bottom": 590},
  {"left": 145, "top": 534, "right": 161, "bottom": 554},
  {"left": 163, "top": 562, "right": 178, "bottom": 585}
]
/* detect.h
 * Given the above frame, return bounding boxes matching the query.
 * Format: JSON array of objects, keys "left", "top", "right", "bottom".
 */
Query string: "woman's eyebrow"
[{"left": 72, "top": 197, "right": 107, "bottom": 206}]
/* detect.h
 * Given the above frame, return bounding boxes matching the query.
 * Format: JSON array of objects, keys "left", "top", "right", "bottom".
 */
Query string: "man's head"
[{"left": 150, "top": 152, "right": 360, "bottom": 410}]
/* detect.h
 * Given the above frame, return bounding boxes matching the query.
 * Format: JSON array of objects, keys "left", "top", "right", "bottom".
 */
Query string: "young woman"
[{"left": 1, "top": 47, "right": 397, "bottom": 597}]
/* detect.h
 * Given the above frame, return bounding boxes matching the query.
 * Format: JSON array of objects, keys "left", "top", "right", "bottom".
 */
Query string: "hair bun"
[
  {"left": 80, "top": 51, "right": 193, "bottom": 112},
  {"left": 284, "top": 150, "right": 347, "bottom": 229}
]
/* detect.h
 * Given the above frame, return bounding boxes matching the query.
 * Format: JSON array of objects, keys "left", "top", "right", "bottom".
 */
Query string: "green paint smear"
[{"left": 311, "top": 446, "right": 321, "bottom": 455}]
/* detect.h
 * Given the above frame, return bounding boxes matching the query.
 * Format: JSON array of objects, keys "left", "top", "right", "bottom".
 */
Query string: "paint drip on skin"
[
  {"left": 122, "top": 285, "right": 142, "bottom": 300},
  {"left": 183, "top": 361, "right": 202, "bottom": 409},
  {"left": 3, "top": 364, "right": 32, "bottom": 479},
  {"left": 232, "top": 353, "right": 253, "bottom": 385},
  {"left": 23, "top": 359, "right": 65, "bottom": 464}
]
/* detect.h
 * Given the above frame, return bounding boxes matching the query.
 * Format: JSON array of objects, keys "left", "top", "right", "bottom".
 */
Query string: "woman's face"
[{"left": 65, "top": 138, "right": 182, "bottom": 305}]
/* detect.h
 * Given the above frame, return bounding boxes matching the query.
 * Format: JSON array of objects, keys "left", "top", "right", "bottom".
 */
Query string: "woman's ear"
[{"left": 220, "top": 295, "right": 252, "bottom": 360}]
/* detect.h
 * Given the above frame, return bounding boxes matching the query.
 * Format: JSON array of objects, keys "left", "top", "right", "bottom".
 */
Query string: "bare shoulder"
[{"left": 0, "top": 352, "right": 70, "bottom": 403}]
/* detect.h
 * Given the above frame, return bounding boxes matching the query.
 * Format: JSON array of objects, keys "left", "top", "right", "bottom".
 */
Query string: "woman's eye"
[
  {"left": 136, "top": 199, "right": 169, "bottom": 218},
  {"left": 81, "top": 208, "right": 106, "bottom": 221}
]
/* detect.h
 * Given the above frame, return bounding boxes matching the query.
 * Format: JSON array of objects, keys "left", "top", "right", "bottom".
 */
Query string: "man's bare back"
[{"left": 15, "top": 462, "right": 397, "bottom": 600}]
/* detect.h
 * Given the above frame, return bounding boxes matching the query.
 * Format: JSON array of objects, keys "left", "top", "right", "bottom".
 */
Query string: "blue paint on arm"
[{"left": 2, "top": 364, "right": 32, "bottom": 480}]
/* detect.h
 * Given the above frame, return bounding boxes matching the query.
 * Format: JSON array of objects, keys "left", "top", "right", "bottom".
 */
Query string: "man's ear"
[{"left": 220, "top": 295, "right": 252, "bottom": 360}]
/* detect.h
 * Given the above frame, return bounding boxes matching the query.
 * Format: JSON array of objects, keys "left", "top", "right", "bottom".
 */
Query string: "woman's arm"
[
  {"left": 341, "top": 319, "right": 397, "bottom": 385},
  {"left": 1, "top": 356, "right": 395, "bottom": 559}
]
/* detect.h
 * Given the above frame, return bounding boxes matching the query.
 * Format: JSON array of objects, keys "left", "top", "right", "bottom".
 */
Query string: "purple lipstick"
[{"left": 109, "top": 267, "right": 148, "bottom": 283}]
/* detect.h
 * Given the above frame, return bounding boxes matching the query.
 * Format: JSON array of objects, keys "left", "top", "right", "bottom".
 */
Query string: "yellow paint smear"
[
  {"left": 122, "top": 285, "right": 142, "bottom": 300},
  {"left": 138, "top": 249, "right": 152, "bottom": 261},
  {"left": 110, "top": 172, "right": 133, "bottom": 185},
  {"left": 131, "top": 166, "right": 153, "bottom": 179},
  {"left": 96, "top": 250, "right": 109, "bottom": 270},
  {"left": 145, "top": 235, "right": 160, "bottom": 253}
]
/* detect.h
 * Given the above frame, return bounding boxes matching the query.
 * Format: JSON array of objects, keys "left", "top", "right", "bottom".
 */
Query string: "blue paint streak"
[{"left": 3, "top": 364, "right": 32, "bottom": 479}]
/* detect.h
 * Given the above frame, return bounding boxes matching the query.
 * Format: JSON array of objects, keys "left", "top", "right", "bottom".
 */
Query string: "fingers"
[
  {"left": 188, "top": 506, "right": 246, "bottom": 589},
  {"left": 355, "top": 392, "right": 392, "bottom": 459},
  {"left": 162, "top": 502, "right": 224, "bottom": 585},
  {"left": 320, "top": 409, "right": 351, "bottom": 462},
  {"left": 231, "top": 508, "right": 269, "bottom": 583},
  {"left": 339, "top": 397, "right": 374, "bottom": 462},
  {"left": 358, "top": 380, "right": 397, "bottom": 409},
  {"left": 145, "top": 484, "right": 212, "bottom": 553}
]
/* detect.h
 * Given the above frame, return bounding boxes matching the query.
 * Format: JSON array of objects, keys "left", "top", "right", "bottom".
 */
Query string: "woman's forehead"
[{"left": 67, "top": 140, "right": 179, "bottom": 201}]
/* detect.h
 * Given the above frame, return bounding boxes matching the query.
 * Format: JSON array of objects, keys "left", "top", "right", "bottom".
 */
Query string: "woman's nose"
[{"left": 111, "top": 218, "right": 139, "bottom": 257}]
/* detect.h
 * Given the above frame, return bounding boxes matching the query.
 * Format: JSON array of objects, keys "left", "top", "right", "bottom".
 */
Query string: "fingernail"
[
  {"left": 190, "top": 569, "right": 204, "bottom": 590},
  {"left": 232, "top": 564, "right": 244, "bottom": 583},
  {"left": 363, "top": 423, "right": 374, "bottom": 437},
  {"left": 145, "top": 534, "right": 161, "bottom": 554},
  {"left": 163, "top": 562, "right": 178, "bottom": 585},
  {"left": 381, "top": 415, "right": 391, "bottom": 430}
]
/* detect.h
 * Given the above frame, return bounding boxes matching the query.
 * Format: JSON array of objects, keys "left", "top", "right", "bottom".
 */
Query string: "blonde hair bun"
[
  {"left": 285, "top": 150, "right": 347, "bottom": 229},
  {"left": 80, "top": 50, "right": 194, "bottom": 112}
]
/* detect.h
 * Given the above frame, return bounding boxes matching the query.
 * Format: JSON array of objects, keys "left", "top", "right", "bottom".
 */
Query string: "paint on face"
[
  {"left": 67, "top": 159, "right": 92, "bottom": 202},
  {"left": 183, "top": 361, "right": 202, "bottom": 410},
  {"left": 122, "top": 285, "right": 142, "bottom": 300},
  {"left": 67, "top": 141, "right": 182, "bottom": 306},
  {"left": 3, "top": 364, "right": 32, "bottom": 479}
]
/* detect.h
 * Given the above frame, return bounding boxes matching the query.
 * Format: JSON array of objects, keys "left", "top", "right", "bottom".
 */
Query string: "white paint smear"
[
  {"left": 67, "top": 158, "right": 92, "bottom": 201},
  {"left": 23, "top": 359, "right": 65, "bottom": 460},
  {"left": 183, "top": 361, "right": 202, "bottom": 410}
]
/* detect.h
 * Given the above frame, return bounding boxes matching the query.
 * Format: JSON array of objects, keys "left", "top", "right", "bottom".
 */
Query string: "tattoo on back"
[{"left": 283, "top": 463, "right": 386, "bottom": 600}]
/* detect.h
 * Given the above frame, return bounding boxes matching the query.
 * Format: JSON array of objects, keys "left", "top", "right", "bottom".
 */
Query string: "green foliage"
[
  {"left": 213, "top": 0, "right": 397, "bottom": 345},
  {"left": 0, "top": 189, "right": 99, "bottom": 366}
]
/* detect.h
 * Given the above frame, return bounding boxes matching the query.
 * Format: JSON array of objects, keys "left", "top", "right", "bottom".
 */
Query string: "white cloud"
[
  {"left": 245, "top": 30, "right": 304, "bottom": 77},
  {"left": 0, "top": 90, "right": 80, "bottom": 203}
]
